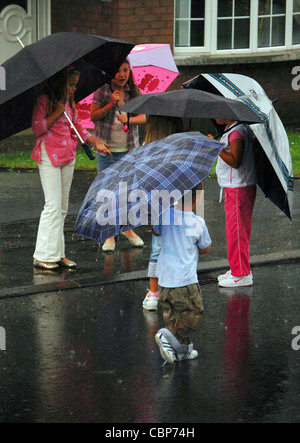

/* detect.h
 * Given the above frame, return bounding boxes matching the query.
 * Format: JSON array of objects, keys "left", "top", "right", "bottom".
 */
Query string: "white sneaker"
[
  {"left": 174, "top": 349, "right": 198, "bottom": 362},
  {"left": 155, "top": 332, "right": 175, "bottom": 364},
  {"left": 218, "top": 273, "right": 253, "bottom": 288},
  {"left": 218, "top": 270, "right": 231, "bottom": 282},
  {"left": 218, "top": 270, "right": 253, "bottom": 282},
  {"left": 143, "top": 291, "right": 159, "bottom": 311}
]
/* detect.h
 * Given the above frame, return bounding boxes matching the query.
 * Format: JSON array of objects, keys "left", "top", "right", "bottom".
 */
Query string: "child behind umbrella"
[
  {"left": 153, "top": 182, "right": 211, "bottom": 364},
  {"left": 142, "top": 115, "right": 183, "bottom": 311}
]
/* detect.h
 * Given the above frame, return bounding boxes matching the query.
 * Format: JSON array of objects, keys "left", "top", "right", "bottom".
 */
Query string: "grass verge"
[{"left": 0, "top": 132, "right": 299, "bottom": 176}]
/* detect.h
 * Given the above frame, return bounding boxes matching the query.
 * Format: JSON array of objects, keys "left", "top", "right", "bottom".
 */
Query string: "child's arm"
[
  {"left": 45, "top": 101, "right": 65, "bottom": 129},
  {"left": 151, "top": 225, "right": 161, "bottom": 237},
  {"left": 86, "top": 135, "right": 111, "bottom": 155},
  {"left": 117, "top": 113, "right": 146, "bottom": 125},
  {"left": 90, "top": 101, "right": 114, "bottom": 122},
  {"left": 219, "top": 138, "right": 245, "bottom": 169},
  {"left": 90, "top": 89, "right": 119, "bottom": 122},
  {"left": 72, "top": 110, "right": 112, "bottom": 156},
  {"left": 32, "top": 96, "right": 65, "bottom": 136},
  {"left": 199, "top": 246, "right": 210, "bottom": 254}
]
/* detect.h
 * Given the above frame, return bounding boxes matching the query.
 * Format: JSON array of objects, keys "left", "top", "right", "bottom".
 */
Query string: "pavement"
[{"left": 0, "top": 170, "right": 300, "bottom": 423}]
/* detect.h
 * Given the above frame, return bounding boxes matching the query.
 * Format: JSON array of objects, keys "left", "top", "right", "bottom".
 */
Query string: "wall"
[{"left": 51, "top": 0, "right": 174, "bottom": 45}]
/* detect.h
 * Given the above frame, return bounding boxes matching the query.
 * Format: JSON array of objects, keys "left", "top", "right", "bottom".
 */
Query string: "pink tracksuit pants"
[{"left": 224, "top": 186, "right": 256, "bottom": 277}]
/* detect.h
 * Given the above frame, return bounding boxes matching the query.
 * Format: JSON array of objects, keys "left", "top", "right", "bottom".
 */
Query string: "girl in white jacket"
[{"left": 215, "top": 119, "right": 257, "bottom": 288}]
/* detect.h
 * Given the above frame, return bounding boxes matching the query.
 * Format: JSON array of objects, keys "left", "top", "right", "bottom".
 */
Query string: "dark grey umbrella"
[
  {"left": 0, "top": 32, "right": 134, "bottom": 144},
  {"left": 120, "top": 88, "right": 263, "bottom": 123}
]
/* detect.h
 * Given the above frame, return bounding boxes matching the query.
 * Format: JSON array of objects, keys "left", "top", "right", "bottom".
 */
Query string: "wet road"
[
  {"left": 0, "top": 172, "right": 299, "bottom": 293},
  {"left": 0, "top": 263, "right": 300, "bottom": 423},
  {"left": 0, "top": 171, "right": 299, "bottom": 423}
]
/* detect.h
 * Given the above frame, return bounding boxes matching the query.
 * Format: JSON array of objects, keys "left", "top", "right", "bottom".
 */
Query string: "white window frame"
[
  {"left": 174, "top": 0, "right": 212, "bottom": 54},
  {"left": 174, "top": 0, "right": 300, "bottom": 57}
]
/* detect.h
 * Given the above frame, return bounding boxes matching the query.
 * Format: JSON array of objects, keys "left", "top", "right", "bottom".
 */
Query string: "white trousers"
[{"left": 33, "top": 144, "right": 75, "bottom": 262}]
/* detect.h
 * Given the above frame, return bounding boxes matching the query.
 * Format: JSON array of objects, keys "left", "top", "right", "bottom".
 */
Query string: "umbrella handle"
[
  {"left": 64, "top": 112, "right": 95, "bottom": 160},
  {"left": 82, "top": 143, "right": 96, "bottom": 161}
]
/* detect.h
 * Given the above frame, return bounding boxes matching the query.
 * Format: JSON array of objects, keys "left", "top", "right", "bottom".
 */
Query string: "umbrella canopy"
[
  {"left": 127, "top": 44, "right": 179, "bottom": 94},
  {"left": 75, "top": 42, "right": 180, "bottom": 129},
  {"left": 73, "top": 132, "right": 224, "bottom": 243},
  {"left": 76, "top": 93, "right": 95, "bottom": 129},
  {"left": 120, "top": 88, "right": 263, "bottom": 123},
  {"left": 0, "top": 32, "right": 134, "bottom": 141},
  {"left": 183, "top": 73, "right": 294, "bottom": 219}
]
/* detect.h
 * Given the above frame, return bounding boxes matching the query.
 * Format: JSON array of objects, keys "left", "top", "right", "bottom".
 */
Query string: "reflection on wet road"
[{"left": 0, "top": 263, "right": 300, "bottom": 423}]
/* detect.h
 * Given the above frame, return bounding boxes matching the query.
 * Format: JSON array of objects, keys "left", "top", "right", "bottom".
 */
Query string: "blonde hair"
[{"left": 144, "top": 115, "right": 183, "bottom": 144}]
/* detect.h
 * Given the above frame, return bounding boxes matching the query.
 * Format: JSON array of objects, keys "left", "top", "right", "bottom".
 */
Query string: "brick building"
[{"left": 1, "top": 0, "right": 300, "bottom": 132}]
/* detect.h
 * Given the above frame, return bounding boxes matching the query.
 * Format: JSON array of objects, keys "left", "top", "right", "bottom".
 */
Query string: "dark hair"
[
  {"left": 121, "top": 59, "right": 139, "bottom": 99},
  {"left": 39, "top": 68, "right": 69, "bottom": 116},
  {"left": 67, "top": 68, "right": 81, "bottom": 116}
]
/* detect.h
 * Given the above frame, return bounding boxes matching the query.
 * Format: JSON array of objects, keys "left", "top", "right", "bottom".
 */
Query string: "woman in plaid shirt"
[{"left": 91, "top": 60, "right": 146, "bottom": 252}]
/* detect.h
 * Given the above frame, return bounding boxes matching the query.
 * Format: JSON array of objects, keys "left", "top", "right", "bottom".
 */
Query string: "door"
[{"left": 0, "top": 0, "right": 51, "bottom": 63}]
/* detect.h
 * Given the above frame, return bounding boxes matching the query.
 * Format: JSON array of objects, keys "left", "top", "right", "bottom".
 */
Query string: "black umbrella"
[
  {"left": 0, "top": 32, "right": 134, "bottom": 150},
  {"left": 120, "top": 88, "right": 263, "bottom": 123}
]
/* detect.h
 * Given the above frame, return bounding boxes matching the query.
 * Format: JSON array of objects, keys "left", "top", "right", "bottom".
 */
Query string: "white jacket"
[{"left": 216, "top": 122, "right": 257, "bottom": 189}]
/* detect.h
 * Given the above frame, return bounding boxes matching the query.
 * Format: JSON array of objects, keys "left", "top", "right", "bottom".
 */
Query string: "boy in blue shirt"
[{"left": 153, "top": 182, "right": 211, "bottom": 364}]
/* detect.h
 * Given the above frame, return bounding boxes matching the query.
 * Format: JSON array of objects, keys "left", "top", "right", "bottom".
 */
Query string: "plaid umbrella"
[{"left": 74, "top": 132, "right": 224, "bottom": 243}]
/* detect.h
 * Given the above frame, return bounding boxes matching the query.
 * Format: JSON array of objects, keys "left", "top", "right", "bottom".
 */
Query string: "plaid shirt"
[{"left": 92, "top": 83, "right": 140, "bottom": 151}]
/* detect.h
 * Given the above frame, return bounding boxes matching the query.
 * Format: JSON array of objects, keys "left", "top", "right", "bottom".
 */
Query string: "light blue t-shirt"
[{"left": 153, "top": 207, "right": 212, "bottom": 288}]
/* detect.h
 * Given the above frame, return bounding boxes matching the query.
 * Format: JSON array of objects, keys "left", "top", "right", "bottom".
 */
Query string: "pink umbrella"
[
  {"left": 76, "top": 92, "right": 94, "bottom": 129},
  {"left": 127, "top": 43, "right": 179, "bottom": 94},
  {"left": 76, "top": 43, "right": 179, "bottom": 128}
]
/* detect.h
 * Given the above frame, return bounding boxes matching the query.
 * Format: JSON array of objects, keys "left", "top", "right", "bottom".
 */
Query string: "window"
[
  {"left": 175, "top": 0, "right": 205, "bottom": 47},
  {"left": 258, "top": 0, "right": 286, "bottom": 47},
  {"left": 217, "top": 0, "right": 251, "bottom": 50},
  {"left": 293, "top": 0, "right": 300, "bottom": 44},
  {"left": 174, "top": 0, "right": 300, "bottom": 56}
]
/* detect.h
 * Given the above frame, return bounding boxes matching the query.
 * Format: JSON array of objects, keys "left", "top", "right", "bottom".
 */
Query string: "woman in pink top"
[{"left": 32, "top": 67, "right": 111, "bottom": 270}]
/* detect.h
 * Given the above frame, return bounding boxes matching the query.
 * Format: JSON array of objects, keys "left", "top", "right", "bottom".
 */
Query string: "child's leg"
[
  {"left": 143, "top": 236, "right": 161, "bottom": 310},
  {"left": 159, "top": 284, "right": 204, "bottom": 345},
  {"left": 224, "top": 186, "right": 256, "bottom": 276},
  {"left": 150, "top": 277, "right": 159, "bottom": 293},
  {"left": 34, "top": 144, "right": 64, "bottom": 262}
]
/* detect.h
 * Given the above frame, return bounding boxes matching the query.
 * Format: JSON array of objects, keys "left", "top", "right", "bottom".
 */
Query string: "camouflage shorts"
[{"left": 158, "top": 283, "right": 204, "bottom": 345}]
